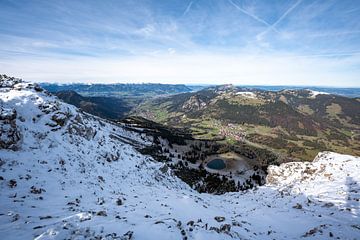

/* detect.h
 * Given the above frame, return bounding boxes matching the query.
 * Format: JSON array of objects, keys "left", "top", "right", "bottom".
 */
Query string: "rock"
[
  {"left": 67, "top": 114, "right": 96, "bottom": 140},
  {"left": 34, "top": 85, "right": 43, "bottom": 92},
  {"left": 182, "top": 96, "right": 207, "bottom": 112},
  {"left": 302, "top": 227, "right": 318, "bottom": 237},
  {"left": 116, "top": 198, "right": 123, "bottom": 206},
  {"left": 0, "top": 108, "right": 21, "bottom": 150},
  {"left": 232, "top": 220, "right": 241, "bottom": 227},
  {"left": 33, "top": 225, "right": 44, "bottom": 230},
  {"left": 323, "top": 202, "right": 334, "bottom": 208},
  {"left": 293, "top": 203, "right": 303, "bottom": 209},
  {"left": 214, "top": 216, "right": 225, "bottom": 222},
  {"left": 96, "top": 211, "right": 107, "bottom": 217},
  {"left": 209, "top": 226, "right": 220, "bottom": 233},
  {"left": 187, "top": 220, "right": 194, "bottom": 226},
  {"left": 122, "top": 231, "right": 133, "bottom": 240},
  {"left": 97, "top": 197, "right": 105, "bottom": 205},
  {"left": 220, "top": 224, "right": 231, "bottom": 232},
  {"left": 51, "top": 112, "right": 68, "bottom": 127},
  {"left": 8, "top": 179, "right": 17, "bottom": 188},
  {"left": 30, "top": 186, "right": 45, "bottom": 194},
  {"left": 0, "top": 75, "right": 22, "bottom": 88},
  {"left": 11, "top": 214, "right": 20, "bottom": 222},
  {"left": 159, "top": 165, "right": 169, "bottom": 174},
  {"left": 98, "top": 176, "right": 105, "bottom": 182}
]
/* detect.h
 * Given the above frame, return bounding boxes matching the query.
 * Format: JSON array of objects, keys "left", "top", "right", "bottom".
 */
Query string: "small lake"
[{"left": 207, "top": 159, "right": 226, "bottom": 170}]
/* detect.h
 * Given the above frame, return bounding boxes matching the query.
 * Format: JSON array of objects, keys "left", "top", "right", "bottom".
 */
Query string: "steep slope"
[
  {"left": 54, "top": 90, "right": 133, "bottom": 120},
  {"left": 134, "top": 85, "right": 360, "bottom": 161},
  {"left": 1, "top": 75, "right": 360, "bottom": 239}
]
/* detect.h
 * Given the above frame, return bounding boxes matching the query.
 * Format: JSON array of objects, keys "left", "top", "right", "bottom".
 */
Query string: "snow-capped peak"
[{"left": 307, "top": 89, "right": 330, "bottom": 98}]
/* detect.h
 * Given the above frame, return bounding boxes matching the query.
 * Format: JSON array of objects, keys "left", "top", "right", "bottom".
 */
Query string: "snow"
[
  {"left": 0, "top": 77, "right": 359, "bottom": 239},
  {"left": 308, "top": 90, "right": 329, "bottom": 98},
  {"left": 235, "top": 91, "right": 257, "bottom": 98}
]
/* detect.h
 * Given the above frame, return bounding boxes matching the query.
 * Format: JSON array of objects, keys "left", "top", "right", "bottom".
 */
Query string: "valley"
[
  {"left": 45, "top": 83, "right": 360, "bottom": 164},
  {"left": 133, "top": 85, "right": 360, "bottom": 162},
  {"left": 1, "top": 1, "right": 359, "bottom": 238},
  {"left": 1, "top": 75, "right": 360, "bottom": 239},
  {"left": 42, "top": 82, "right": 360, "bottom": 194}
]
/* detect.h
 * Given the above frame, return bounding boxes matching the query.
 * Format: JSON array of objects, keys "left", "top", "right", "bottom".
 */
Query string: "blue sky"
[{"left": 0, "top": 0, "right": 360, "bottom": 86}]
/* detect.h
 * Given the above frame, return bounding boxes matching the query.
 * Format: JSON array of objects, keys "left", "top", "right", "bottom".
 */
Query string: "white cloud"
[
  {"left": 1, "top": 52, "right": 359, "bottom": 87},
  {"left": 167, "top": 48, "right": 176, "bottom": 55}
]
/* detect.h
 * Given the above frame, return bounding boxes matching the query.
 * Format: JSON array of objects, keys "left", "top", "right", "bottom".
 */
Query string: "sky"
[{"left": 0, "top": 0, "right": 360, "bottom": 87}]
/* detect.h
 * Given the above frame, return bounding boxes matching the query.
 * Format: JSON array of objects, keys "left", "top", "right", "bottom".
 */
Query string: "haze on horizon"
[{"left": 0, "top": 0, "right": 359, "bottom": 87}]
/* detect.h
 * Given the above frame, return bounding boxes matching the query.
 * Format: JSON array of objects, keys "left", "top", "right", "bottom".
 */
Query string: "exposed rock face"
[
  {"left": 0, "top": 74, "right": 23, "bottom": 88},
  {"left": 266, "top": 160, "right": 318, "bottom": 186},
  {"left": 182, "top": 95, "right": 207, "bottom": 111},
  {"left": 266, "top": 151, "right": 359, "bottom": 190},
  {"left": 0, "top": 107, "right": 21, "bottom": 150}
]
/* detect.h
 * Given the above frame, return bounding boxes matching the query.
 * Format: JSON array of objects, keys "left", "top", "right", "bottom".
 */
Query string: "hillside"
[
  {"left": 134, "top": 85, "right": 360, "bottom": 161},
  {"left": 1, "top": 75, "right": 360, "bottom": 239},
  {"left": 54, "top": 90, "right": 133, "bottom": 120}
]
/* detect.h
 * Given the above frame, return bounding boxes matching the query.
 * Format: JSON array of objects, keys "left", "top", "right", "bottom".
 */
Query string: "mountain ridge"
[
  {"left": 0, "top": 75, "right": 359, "bottom": 239},
  {"left": 134, "top": 85, "right": 360, "bottom": 161}
]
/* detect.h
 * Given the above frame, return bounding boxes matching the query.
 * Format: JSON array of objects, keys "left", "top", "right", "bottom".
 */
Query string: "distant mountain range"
[
  {"left": 41, "top": 83, "right": 360, "bottom": 98},
  {"left": 235, "top": 86, "right": 360, "bottom": 98},
  {"left": 40, "top": 83, "right": 193, "bottom": 98}
]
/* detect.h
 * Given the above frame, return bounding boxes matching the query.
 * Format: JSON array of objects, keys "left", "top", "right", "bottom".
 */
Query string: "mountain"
[
  {"left": 236, "top": 86, "right": 360, "bottom": 98},
  {"left": 134, "top": 85, "right": 360, "bottom": 161},
  {"left": 40, "top": 83, "right": 193, "bottom": 98},
  {"left": 54, "top": 90, "right": 133, "bottom": 120},
  {"left": 42, "top": 83, "right": 197, "bottom": 121},
  {"left": 1, "top": 75, "right": 360, "bottom": 239}
]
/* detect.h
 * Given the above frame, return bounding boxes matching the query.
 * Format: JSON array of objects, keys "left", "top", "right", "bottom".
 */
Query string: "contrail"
[
  {"left": 272, "top": 0, "right": 302, "bottom": 29},
  {"left": 228, "top": 0, "right": 279, "bottom": 32},
  {"left": 183, "top": 1, "right": 193, "bottom": 16},
  {"left": 257, "top": 0, "right": 302, "bottom": 39}
]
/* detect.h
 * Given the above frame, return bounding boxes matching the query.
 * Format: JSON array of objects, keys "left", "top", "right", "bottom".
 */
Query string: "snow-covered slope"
[{"left": 0, "top": 76, "right": 359, "bottom": 239}]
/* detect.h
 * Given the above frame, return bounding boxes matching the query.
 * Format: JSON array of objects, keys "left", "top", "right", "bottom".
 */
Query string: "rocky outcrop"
[
  {"left": 0, "top": 74, "right": 22, "bottom": 88},
  {"left": 0, "top": 107, "right": 21, "bottom": 150},
  {"left": 182, "top": 95, "right": 207, "bottom": 112},
  {"left": 266, "top": 151, "right": 359, "bottom": 187}
]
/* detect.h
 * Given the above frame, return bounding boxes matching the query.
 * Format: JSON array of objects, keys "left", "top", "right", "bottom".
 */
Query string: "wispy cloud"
[
  {"left": 308, "top": 30, "right": 360, "bottom": 38},
  {"left": 0, "top": 0, "right": 359, "bottom": 86},
  {"left": 3, "top": 52, "right": 359, "bottom": 87}
]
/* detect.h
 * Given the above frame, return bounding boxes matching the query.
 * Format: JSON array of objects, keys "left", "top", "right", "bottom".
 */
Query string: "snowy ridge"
[
  {"left": 0, "top": 76, "right": 360, "bottom": 239},
  {"left": 267, "top": 152, "right": 360, "bottom": 208},
  {"left": 307, "top": 90, "right": 329, "bottom": 98}
]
